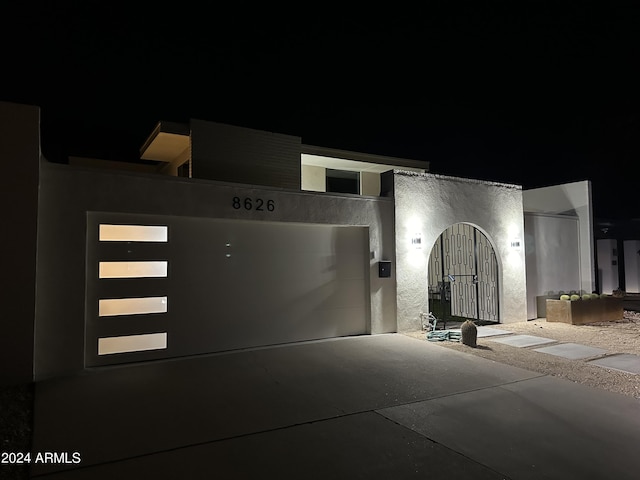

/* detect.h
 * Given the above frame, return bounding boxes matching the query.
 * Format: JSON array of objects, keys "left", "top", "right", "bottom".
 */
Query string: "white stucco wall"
[
  {"left": 360, "top": 171, "right": 381, "bottom": 196},
  {"left": 624, "top": 240, "right": 640, "bottom": 293},
  {"left": 36, "top": 162, "right": 398, "bottom": 378},
  {"left": 391, "top": 171, "right": 527, "bottom": 329},
  {"left": 524, "top": 213, "right": 581, "bottom": 318},
  {"left": 301, "top": 164, "right": 326, "bottom": 192},
  {"left": 523, "top": 181, "right": 595, "bottom": 294}
]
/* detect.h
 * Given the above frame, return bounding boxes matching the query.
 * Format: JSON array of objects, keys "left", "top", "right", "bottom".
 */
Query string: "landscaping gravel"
[{"left": 404, "top": 310, "right": 640, "bottom": 400}]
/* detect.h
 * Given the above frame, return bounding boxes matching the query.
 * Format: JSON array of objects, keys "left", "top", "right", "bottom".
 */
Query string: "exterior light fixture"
[{"left": 411, "top": 233, "right": 422, "bottom": 249}]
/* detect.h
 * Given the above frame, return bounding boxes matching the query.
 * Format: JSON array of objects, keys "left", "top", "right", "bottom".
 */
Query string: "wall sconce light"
[{"left": 411, "top": 233, "right": 422, "bottom": 249}]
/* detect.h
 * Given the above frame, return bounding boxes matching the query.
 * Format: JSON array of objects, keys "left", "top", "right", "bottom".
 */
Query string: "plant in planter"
[{"left": 546, "top": 293, "right": 624, "bottom": 325}]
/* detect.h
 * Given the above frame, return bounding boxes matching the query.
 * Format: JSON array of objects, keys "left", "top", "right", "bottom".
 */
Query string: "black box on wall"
[{"left": 378, "top": 261, "right": 392, "bottom": 278}]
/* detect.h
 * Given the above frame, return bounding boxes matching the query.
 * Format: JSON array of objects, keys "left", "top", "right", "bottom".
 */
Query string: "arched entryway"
[{"left": 428, "top": 223, "right": 500, "bottom": 323}]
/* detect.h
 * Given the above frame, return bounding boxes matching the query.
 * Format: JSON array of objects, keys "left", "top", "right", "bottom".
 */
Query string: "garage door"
[{"left": 86, "top": 213, "right": 370, "bottom": 366}]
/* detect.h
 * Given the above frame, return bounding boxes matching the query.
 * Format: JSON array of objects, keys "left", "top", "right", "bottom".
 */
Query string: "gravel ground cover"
[{"left": 403, "top": 310, "right": 640, "bottom": 400}]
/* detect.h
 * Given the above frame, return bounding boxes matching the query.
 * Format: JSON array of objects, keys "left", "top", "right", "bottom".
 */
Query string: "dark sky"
[{"left": 2, "top": 3, "right": 639, "bottom": 220}]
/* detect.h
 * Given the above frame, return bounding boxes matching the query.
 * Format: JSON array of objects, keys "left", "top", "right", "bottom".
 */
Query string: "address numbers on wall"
[{"left": 232, "top": 197, "right": 275, "bottom": 212}]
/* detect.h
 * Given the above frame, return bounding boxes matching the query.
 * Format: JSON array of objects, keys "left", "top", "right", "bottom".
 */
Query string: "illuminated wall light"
[
  {"left": 408, "top": 233, "right": 426, "bottom": 267},
  {"left": 411, "top": 233, "right": 423, "bottom": 250},
  {"left": 507, "top": 237, "right": 523, "bottom": 267},
  {"left": 98, "top": 332, "right": 167, "bottom": 355},
  {"left": 99, "top": 224, "right": 168, "bottom": 242},
  {"left": 99, "top": 296, "right": 167, "bottom": 317},
  {"left": 99, "top": 261, "right": 168, "bottom": 279}
]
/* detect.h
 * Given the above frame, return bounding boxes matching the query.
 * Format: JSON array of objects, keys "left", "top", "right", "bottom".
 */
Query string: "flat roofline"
[
  {"left": 394, "top": 170, "right": 522, "bottom": 190},
  {"left": 302, "top": 144, "right": 428, "bottom": 170},
  {"left": 140, "top": 121, "right": 190, "bottom": 156}
]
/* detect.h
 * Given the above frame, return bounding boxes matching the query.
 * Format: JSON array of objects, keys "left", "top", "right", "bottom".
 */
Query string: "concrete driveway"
[{"left": 30, "top": 334, "right": 640, "bottom": 479}]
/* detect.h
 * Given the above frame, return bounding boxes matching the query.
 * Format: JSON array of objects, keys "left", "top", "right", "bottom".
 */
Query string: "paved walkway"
[
  {"left": 30, "top": 334, "right": 640, "bottom": 479},
  {"left": 477, "top": 326, "right": 640, "bottom": 374}
]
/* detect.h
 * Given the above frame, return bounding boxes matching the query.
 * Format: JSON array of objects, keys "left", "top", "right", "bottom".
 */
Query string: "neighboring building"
[
  {"left": 0, "top": 101, "right": 595, "bottom": 384},
  {"left": 593, "top": 219, "right": 640, "bottom": 294}
]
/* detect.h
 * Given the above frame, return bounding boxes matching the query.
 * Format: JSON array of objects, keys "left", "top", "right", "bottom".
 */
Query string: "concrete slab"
[
  {"left": 31, "top": 334, "right": 540, "bottom": 476},
  {"left": 533, "top": 343, "right": 607, "bottom": 360},
  {"left": 35, "top": 412, "right": 506, "bottom": 480},
  {"left": 487, "top": 334, "right": 556, "bottom": 348},
  {"left": 589, "top": 353, "right": 640, "bottom": 374},
  {"left": 378, "top": 375, "right": 640, "bottom": 480},
  {"left": 476, "top": 326, "right": 512, "bottom": 337},
  {"left": 30, "top": 333, "right": 640, "bottom": 479},
  {"left": 434, "top": 326, "right": 513, "bottom": 338}
]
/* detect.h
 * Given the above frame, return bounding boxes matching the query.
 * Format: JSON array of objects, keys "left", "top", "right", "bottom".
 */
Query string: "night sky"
[{"left": 2, "top": 3, "right": 639, "bottom": 221}]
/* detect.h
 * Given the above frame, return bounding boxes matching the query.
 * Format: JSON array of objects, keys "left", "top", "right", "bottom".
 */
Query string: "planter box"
[
  {"left": 536, "top": 295, "right": 560, "bottom": 318},
  {"left": 546, "top": 297, "right": 624, "bottom": 325}
]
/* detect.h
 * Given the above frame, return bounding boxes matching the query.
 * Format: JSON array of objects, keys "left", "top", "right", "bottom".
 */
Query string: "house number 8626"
[{"left": 232, "top": 197, "right": 275, "bottom": 212}]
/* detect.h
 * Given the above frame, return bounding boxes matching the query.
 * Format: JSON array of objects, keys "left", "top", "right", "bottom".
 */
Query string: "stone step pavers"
[
  {"left": 476, "top": 327, "right": 512, "bottom": 338},
  {"left": 534, "top": 343, "right": 607, "bottom": 360},
  {"left": 588, "top": 354, "right": 640, "bottom": 374},
  {"left": 474, "top": 327, "right": 640, "bottom": 376},
  {"left": 487, "top": 334, "right": 556, "bottom": 348}
]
